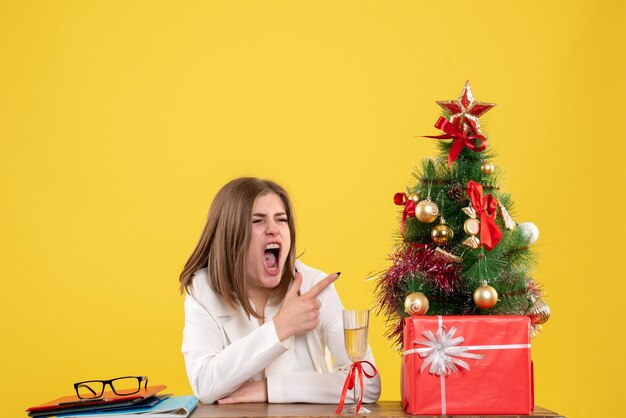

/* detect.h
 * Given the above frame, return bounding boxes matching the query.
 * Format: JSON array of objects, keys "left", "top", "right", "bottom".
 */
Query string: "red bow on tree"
[
  {"left": 335, "top": 360, "right": 378, "bottom": 414},
  {"left": 423, "top": 117, "right": 487, "bottom": 168},
  {"left": 466, "top": 180, "right": 502, "bottom": 250},
  {"left": 394, "top": 192, "right": 416, "bottom": 237},
  {"left": 393, "top": 193, "right": 428, "bottom": 249}
]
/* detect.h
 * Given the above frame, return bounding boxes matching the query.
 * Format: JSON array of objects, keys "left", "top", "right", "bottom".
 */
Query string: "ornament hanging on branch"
[
  {"left": 431, "top": 198, "right": 453, "bottom": 246},
  {"left": 527, "top": 299, "right": 550, "bottom": 325},
  {"left": 431, "top": 219, "right": 453, "bottom": 246},
  {"left": 499, "top": 202, "right": 516, "bottom": 231},
  {"left": 415, "top": 197, "right": 439, "bottom": 223},
  {"left": 519, "top": 222, "right": 539, "bottom": 244},
  {"left": 462, "top": 203, "right": 481, "bottom": 249},
  {"left": 474, "top": 281, "right": 498, "bottom": 309},
  {"left": 434, "top": 247, "right": 463, "bottom": 263},
  {"left": 415, "top": 181, "right": 439, "bottom": 223},
  {"left": 404, "top": 292, "right": 429, "bottom": 316},
  {"left": 481, "top": 160, "right": 495, "bottom": 175}
]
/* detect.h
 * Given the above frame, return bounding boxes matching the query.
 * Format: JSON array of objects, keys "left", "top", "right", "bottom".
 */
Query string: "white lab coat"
[{"left": 181, "top": 260, "right": 381, "bottom": 404}]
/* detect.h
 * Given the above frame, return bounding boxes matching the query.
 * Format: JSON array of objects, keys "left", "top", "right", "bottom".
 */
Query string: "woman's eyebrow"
[{"left": 252, "top": 212, "right": 287, "bottom": 217}]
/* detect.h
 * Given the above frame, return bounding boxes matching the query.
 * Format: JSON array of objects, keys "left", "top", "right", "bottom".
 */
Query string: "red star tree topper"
[{"left": 436, "top": 81, "right": 496, "bottom": 135}]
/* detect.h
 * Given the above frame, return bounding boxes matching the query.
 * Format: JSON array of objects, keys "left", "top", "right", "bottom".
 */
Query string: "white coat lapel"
[
  {"left": 210, "top": 293, "right": 256, "bottom": 345},
  {"left": 219, "top": 306, "right": 257, "bottom": 345}
]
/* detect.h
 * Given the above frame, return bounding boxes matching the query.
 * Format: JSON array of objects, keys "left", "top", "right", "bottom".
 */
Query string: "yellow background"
[{"left": 2, "top": 2, "right": 625, "bottom": 417}]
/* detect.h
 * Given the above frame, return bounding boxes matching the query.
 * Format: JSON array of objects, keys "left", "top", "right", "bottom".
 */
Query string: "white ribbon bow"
[{"left": 414, "top": 326, "right": 484, "bottom": 376}]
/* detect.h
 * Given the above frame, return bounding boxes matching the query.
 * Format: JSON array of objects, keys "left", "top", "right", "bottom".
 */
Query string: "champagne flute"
[{"left": 342, "top": 309, "right": 370, "bottom": 414}]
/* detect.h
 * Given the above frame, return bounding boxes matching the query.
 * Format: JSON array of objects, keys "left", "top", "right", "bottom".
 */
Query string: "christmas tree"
[{"left": 376, "top": 82, "right": 550, "bottom": 348}]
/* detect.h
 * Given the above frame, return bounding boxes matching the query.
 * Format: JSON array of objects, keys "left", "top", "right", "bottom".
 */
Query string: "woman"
[{"left": 180, "top": 177, "right": 381, "bottom": 404}]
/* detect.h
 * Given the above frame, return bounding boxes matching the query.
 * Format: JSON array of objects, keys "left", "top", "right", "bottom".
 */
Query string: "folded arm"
[{"left": 182, "top": 294, "right": 289, "bottom": 404}]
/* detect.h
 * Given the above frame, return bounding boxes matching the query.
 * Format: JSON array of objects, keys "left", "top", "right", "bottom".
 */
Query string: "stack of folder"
[{"left": 26, "top": 386, "right": 198, "bottom": 418}]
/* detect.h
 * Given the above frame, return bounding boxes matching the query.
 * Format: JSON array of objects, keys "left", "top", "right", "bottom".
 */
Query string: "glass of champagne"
[{"left": 342, "top": 309, "right": 370, "bottom": 414}]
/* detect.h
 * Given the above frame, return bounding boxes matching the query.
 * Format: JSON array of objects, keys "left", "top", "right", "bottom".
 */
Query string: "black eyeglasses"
[{"left": 74, "top": 376, "right": 148, "bottom": 399}]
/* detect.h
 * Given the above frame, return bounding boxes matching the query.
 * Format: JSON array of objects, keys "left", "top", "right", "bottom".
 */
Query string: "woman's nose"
[{"left": 266, "top": 220, "right": 280, "bottom": 235}]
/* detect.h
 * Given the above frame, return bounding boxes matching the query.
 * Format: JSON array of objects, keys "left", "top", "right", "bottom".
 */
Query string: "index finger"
[{"left": 303, "top": 272, "right": 340, "bottom": 298}]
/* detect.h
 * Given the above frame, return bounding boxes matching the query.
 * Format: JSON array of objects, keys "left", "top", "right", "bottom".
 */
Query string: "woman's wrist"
[{"left": 273, "top": 313, "right": 291, "bottom": 342}]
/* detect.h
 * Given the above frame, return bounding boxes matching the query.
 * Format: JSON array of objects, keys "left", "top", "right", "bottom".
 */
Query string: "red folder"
[{"left": 27, "top": 385, "right": 166, "bottom": 416}]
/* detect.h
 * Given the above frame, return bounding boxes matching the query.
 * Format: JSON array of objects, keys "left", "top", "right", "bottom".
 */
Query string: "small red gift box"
[{"left": 402, "top": 315, "right": 533, "bottom": 415}]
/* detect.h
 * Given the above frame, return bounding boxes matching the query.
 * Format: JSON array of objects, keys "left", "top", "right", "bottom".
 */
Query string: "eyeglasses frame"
[{"left": 73, "top": 376, "right": 148, "bottom": 399}]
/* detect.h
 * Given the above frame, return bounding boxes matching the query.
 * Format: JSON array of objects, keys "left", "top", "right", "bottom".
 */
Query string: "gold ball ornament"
[
  {"left": 408, "top": 192, "right": 420, "bottom": 203},
  {"left": 527, "top": 300, "right": 551, "bottom": 325},
  {"left": 414, "top": 198, "right": 439, "bottom": 223},
  {"left": 481, "top": 161, "right": 495, "bottom": 175},
  {"left": 404, "top": 292, "right": 429, "bottom": 316},
  {"left": 473, "top": 282, "right": 498, "bottom": 309},
  {"left": 431, "top": 223, "right": 454, "bottom": 245}
]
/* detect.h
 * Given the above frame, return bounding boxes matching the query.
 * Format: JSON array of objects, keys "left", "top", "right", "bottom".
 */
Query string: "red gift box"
[{"left": 402, "top": 315, "right": 533, "bottom": 415}]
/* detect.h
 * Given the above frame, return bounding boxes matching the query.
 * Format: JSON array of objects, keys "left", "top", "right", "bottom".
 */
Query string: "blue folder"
[{"left": 57, "top": 395, "right": 198, "bottom": 418}]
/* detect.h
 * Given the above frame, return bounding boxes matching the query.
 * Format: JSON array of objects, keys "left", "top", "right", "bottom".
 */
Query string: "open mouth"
[{"left": 263, "top": 243, "right": 281, "bottom": 274}]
